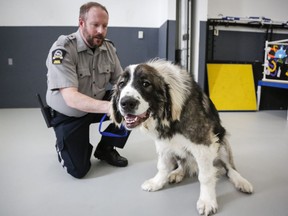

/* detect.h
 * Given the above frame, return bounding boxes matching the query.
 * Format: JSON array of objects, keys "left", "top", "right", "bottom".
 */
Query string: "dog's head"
[
  {"left": 110, "top": 60, "right": 191, "bottom": 130},
  {"left": 110, "top": 63, "right": 168, "bottom": 129}
]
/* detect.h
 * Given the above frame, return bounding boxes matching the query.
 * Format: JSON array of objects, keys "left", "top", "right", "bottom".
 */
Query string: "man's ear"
[{"left": 79, "top": 18, "right": 84, "bottom": 27}]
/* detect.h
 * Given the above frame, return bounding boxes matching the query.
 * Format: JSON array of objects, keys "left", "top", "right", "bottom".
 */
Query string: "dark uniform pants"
[{"left": 50, "top": 92, "right": 130, "bottom": 178}]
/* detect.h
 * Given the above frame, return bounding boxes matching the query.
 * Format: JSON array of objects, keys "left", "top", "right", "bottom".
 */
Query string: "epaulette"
[
  {"left": 104, "top": 39, "right": 115, "bottom": 47},
  {"left": 56, "top": 34, "right": 76, "bottom": 47}
]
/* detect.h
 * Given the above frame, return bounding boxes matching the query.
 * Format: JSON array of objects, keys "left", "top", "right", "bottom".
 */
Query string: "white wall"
[
  {"left": 0, "top": 0, "right": 176, "bottom": 27},
  {"left": 158, "top": 0, "right": 177, "bottom": 26},
  {"left": 208, "top": 0, "right": 288, "bottom": 22}
]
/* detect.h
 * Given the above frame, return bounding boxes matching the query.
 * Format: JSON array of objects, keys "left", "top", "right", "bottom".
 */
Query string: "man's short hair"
[{"left": 79, "top": 2, "right": 109, "bottom": 20}]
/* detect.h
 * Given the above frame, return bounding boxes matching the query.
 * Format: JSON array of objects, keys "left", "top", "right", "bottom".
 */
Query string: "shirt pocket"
[
  {"left": 97, "top": 64, "right": 112, "bottom": 89},
  {"left": 77, "top": 68, "right": 91, "bottom": 88},
  {"left": 77, "top": 68, "right": 91, "bottom": 78}
]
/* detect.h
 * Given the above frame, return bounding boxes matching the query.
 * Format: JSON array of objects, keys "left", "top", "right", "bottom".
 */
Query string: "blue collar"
[{"left": 98, "top": 114, "right": 128, "bottom": 138}]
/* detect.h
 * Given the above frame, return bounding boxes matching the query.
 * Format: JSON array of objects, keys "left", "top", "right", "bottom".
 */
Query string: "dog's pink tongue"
[
  {"left": 124, "top": 112, "right": 148, "bottom": 124},
  {"left": 125, "top": 114, "right": 138, "bottom": 123}
]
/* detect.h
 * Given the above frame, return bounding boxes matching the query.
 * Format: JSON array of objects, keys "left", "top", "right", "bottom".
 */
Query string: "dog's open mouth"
[{"left": 123, "top": 110, "right": 150, "bottom": 129}]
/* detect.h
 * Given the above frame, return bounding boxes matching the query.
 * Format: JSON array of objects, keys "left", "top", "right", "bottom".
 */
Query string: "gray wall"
[
  {"left": 0, "top": 21, "right": 176, "bottom": 108},
  {"left": 197, "top": 21, "right": 207, "bottom": 89},
  {"left": 0, "top": 27, "right": 77, "bottom": 108},
  {"left": 158, "top": 20, "right": 176, "bottom": 61}
]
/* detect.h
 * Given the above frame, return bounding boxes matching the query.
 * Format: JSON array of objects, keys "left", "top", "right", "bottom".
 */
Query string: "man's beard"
[
  {"left": 82, "top": 25, "right": 105, "bottom": 48},
  {"left": 86, "top": 34, "right": 104, "bottom": 48}
]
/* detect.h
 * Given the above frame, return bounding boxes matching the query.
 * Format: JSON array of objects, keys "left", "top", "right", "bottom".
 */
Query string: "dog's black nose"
[{"left": 120, "top": 96, "right": 139, "bottom": 112}]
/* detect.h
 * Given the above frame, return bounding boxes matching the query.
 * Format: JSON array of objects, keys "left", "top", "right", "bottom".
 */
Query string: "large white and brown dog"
[{"left": 110, "top": 59, "right": 253, "bottom": 216}]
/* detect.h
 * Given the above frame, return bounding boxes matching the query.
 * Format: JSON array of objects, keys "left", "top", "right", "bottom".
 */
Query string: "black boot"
[{"left": 94, "top": 143, "right": 128, "bottom": 167}]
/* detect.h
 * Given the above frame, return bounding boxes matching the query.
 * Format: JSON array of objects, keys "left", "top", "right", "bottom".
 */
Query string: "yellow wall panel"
[{"left": 207, "top": 64, "right": 257, "bottom": 111}]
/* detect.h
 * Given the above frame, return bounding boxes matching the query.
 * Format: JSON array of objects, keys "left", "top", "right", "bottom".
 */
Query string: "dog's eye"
[
  {"left": 142, "top": 81, "right": 151, "bottom": 88},
  {"left": 118, "top": 81, "right": 125, "bottom": 88}
]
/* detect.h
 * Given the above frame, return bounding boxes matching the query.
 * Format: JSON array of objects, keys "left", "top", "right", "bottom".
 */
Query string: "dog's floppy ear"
[
  {"left": 150, "top": 60, "right": 184, "bottom": 122},
  {"left": 170, "top": 97, "right": 182, "bottom": 121},
  {"left": 164, "top": 82, "right": 182, "bottom": 122},
  {"left": 109, "top": 90, "right": 123, "bottom": 127},
  {"left": 164, "top": 85, "right": 182, "bottom": 122}
]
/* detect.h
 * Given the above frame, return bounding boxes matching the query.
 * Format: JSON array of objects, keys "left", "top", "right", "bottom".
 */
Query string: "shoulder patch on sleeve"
[{"left": 52, "top": 49, "right": 66, "bottom": 64}]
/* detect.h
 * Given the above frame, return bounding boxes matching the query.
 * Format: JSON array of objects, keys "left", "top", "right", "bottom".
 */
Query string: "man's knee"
[
  {"left": 67, "top": 165, "right": 90, "bottom": 179},
  {"left": 56, "top": 144, "right": 91, "bottom": 179}
]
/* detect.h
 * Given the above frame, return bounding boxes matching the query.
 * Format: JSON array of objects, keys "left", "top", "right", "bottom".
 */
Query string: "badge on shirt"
[{"left": 52, "top": 49, "right": 66, "bottom": 64}]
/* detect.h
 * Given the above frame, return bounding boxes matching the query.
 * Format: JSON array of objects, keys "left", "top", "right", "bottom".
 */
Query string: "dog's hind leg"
[
  {"left": 168, "top": 159, "right": 185, "bottom": 184},
  {"left": 219, "top": 138, "right": 253, "bottom": 194},
  {"left": 169, "top": 155, "right": 198, "bottom": 184}
]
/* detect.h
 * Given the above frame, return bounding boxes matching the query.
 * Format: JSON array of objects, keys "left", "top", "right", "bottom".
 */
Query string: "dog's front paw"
[
  {"left": 197, "top": 199, "right": 218, "bottom": 216},
  {"left": 141, "top": 179, "right": 164, "bottom": 192}
]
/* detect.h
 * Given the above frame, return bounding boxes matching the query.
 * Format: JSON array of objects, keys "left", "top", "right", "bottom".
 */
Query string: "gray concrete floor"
[{"left": 0, "top": 109, "right": 287, "bottom": 216}]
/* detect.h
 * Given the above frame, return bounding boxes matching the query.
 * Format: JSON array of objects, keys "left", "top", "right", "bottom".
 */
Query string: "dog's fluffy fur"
[{"left": 111, "top": 59, "right": 253, "bottom": 216}]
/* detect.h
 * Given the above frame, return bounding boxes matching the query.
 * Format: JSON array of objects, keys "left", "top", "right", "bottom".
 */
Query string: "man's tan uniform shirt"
[{"left": 46, "top": 30, "right": 123, "bottom": 117}]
